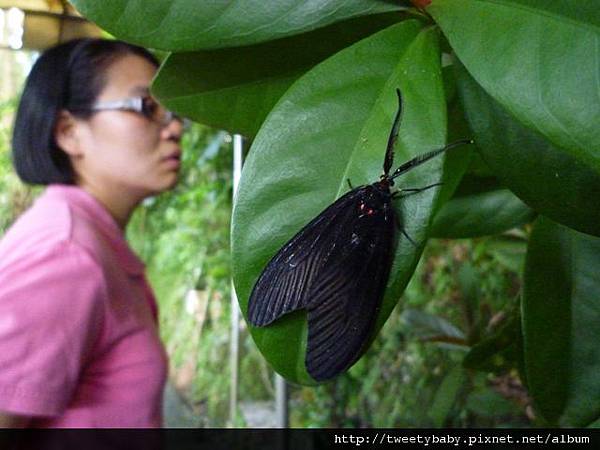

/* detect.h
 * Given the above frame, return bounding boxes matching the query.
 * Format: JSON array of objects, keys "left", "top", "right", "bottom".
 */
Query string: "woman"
[{"left": 0, "top": 38, "right": 184, "bottom": 427}]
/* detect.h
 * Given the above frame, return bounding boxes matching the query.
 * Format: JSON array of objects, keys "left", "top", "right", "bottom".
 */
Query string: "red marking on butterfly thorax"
[{"left": 358, "top": 196, "right": 380, "bottom": 217}]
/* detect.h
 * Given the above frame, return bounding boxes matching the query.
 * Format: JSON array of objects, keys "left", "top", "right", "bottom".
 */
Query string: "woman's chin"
[{"left": 157, "top": 174, "right": 180, "bottom": 193}]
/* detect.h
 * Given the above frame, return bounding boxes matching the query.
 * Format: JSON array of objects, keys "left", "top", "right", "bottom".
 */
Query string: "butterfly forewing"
[{"left": 248, "top": 188, "right": 366, "bottom": 326}]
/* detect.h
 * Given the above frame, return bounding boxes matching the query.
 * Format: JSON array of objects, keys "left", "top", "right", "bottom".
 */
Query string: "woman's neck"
[{"left": 76, "top": 180, "right": 141, "bottom": 230}]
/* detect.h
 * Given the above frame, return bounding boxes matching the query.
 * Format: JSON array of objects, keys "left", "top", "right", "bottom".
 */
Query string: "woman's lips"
[{"left": 163, "top": 150, "right": 182, "bottom": 169}]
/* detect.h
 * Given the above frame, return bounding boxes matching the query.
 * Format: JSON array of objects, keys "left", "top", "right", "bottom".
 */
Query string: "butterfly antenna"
[
  {"left": 383, "top": 89, "right": 403, "bottom": 176},
  {"left": 390, "top": 139, "right": 473, "bottom": 181}
]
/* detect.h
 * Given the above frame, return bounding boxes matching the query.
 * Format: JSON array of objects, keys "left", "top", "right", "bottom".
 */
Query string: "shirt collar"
[{"left": 45, "top": 184, "right": 146, "bottom": 276}]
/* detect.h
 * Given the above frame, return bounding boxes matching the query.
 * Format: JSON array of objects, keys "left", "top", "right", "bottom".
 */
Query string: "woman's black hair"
[{"left": 12, "top": 38, "right": 160, "bottom": 185}]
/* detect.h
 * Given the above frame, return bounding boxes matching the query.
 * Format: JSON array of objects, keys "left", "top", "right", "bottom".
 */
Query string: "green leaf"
[
  {"left": 152, "top": 13, "right": 404, "bottom": 137},
  {"left": 465, "top": 149, "right": 495, "bottom": 179},
  {"left": 589, "top": 416, "right": 600, "bottom": 429},
  {"left": 431, "top": 97, "right": 473, "bottom": 217},
  {"left": 456, "top": 261, "right": 481, "bottom": 343},
  {"left": 523, "top": 216, "right": 600, "bottom": 426},
  {"left": 429, "top": 365, "right": 466, "bottom": 427},
  {"left": 463, "top": 309, "right": 523, "bottom": 375},
  {"left": 485, "top": 236, "right": 528, "bottom": 274},
  {"left": 400, "top": 308, "right": 466, "bottom": 345},
  {"left": 428, "top": 0, "right": 600, "bottom": 171},
  {"left": 232, "top": 21, "right": 452, "bottom": 385},
  {"left": 456, "top": 62, "right": 600, "bottom": 237},
  {"left": 71, "top": 0, "right": 402, "bottom": 51},
  {"left": 431, "top": 174, "right": 535, "bottom": 238},
  {"left": 466, "top": 387, "right": 520, "bottom": 419}
]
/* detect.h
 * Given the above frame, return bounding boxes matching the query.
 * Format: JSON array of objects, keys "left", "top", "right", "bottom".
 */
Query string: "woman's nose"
[{"left": 161, "top": 116, "right": 184, "bottom": 140}]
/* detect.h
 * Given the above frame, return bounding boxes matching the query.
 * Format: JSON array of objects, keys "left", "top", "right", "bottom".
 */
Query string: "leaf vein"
[
  {"left": 533, "top": 21, "right": 588, "bottom": 158},
  {"left": 482, "top": 0, "right": 600, "bottom": 34}
]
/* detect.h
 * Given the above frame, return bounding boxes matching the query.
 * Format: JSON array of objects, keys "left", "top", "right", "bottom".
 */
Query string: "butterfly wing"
[
  {"left": 248, "top": 185, "right": 396, "bottom": 381},
  {"left": 248, "top": 188, "right": 365, "bottom": 326},
  {"left": 304, "top": 199, "right": 396, "bottom": 381}
]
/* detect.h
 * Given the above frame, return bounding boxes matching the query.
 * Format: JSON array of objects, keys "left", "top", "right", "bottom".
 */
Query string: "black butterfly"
[{"left": 248, "top": 89, "right": 471, "bottom": 381}]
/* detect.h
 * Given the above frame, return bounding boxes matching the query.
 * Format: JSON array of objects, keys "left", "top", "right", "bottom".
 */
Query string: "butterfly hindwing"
[{"left": 304, "top": 198, "right": 395, "bottom": 380}]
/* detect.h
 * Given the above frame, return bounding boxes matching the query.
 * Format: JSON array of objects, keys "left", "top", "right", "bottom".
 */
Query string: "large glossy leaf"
[
  {"left": 456, "top": 63, "right": 600, "bottom": 237},
  {"left": 431, "top": 91, "right": 533, "bottom": 239},
  {"left": 431, "top": 94, "right": 473, "bottom": 217},
  {"left": 431, "top": 174, "right": 535, "bottom": 238},
  {"left": 523, "top": 216, "right": 600, "bottom": 426},
  {"left": 152, "top": 13, "right": 403, "bottom": 137},
  {"left": 428, "top": 0, "right": 600, "bottom": 172},
  {"left": 232, "top": 21, "right": 457, "bottom": 385},
  {"left": 71, "top": 0, "right": 402, "bottom": 51}
]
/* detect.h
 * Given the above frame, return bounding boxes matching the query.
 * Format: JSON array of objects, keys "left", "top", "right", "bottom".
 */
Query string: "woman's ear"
[{"left": 54, "top": 110, "right": 84, "bottom": 157}]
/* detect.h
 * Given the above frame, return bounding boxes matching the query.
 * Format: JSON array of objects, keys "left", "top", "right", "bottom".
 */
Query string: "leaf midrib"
[{"left": 333, "top": 29, "right": 428, "bottom": 200}]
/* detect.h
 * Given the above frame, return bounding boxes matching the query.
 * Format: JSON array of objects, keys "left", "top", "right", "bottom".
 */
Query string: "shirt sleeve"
[{"left": 0, "top": 241, "right": 106, "bottom": 417}]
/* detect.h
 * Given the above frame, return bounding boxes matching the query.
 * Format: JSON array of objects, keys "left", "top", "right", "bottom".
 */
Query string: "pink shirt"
[{"left": 0, "top": 185, "right": 168, "bottom": 427}]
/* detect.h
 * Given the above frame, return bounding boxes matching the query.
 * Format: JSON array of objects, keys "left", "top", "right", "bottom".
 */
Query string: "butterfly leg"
[
  {"left": 347, "top": 179, "right": 354, "bottom": 190},
  {"left": 394, "top": 182, "right": 443, "bottom": 199},
  {"left": 394, "top": 216, "right": 417, "bottom": 246}
]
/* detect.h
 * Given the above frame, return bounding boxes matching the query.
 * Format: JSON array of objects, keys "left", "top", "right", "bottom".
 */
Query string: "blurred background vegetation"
[{"left": 0, "top": 47, "right": 533, "bottom": 428}]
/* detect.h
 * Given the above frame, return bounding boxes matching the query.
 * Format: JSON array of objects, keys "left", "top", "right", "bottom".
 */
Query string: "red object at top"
[{"left": 411, "top": 0, "right": 432, "bottom": 8}]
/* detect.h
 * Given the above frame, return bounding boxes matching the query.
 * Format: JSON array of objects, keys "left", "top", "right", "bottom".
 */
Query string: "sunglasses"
[{"left": 89, "top": 95, "right": 181, "bottom": 126}]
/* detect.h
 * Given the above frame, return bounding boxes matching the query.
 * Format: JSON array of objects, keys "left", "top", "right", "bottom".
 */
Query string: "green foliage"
[
  {"left": 523, "top": 217, "right": 600, "bottom": 426},
  {"left": 71, "top": 0, "right": 600, "bottom": 426},
  {"left": 431, "top": 172, "right": 535, "bottom": 238},
  {"left": 127, "top": 125, "right": 268, "bottom": 425},
  {"left": 429, "top": 0, "right": 600, "bottom": 172},
  {"left": 0, "top": 98, "right": 38, "bottom": 234},
  {"left": 126, "top": 125, "right": 233, "bottom": 424},
  {"left": 290, "top": 238, "right": 529, "bottom": 427},
  {"left": 456, "top": 62, "right": 600, "bottom": 237},
  {"left": 70, "top": 0, "right": 401, "bottom": 51},
  {"left": 152, "top": 13, "right": 404, "bottom": 137}
]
